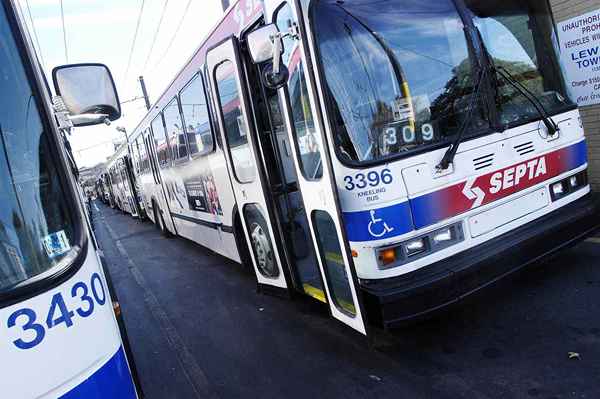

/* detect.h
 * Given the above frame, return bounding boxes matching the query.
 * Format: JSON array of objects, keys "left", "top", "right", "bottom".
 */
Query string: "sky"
[{"left": 18, "top": 0, "right": 225, "bottom": 168}]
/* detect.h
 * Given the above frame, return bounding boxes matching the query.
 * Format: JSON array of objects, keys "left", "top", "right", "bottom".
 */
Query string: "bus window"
[
  {"left": 215, "top": 60, "right": 256, "bottom": 183},
  {"left": 163, "top": 98, "right": 188, "bottom": 161},
  {"left": 137, "top": 136, "right": 148, "bottom": 173},
  {"left": 131, "top": 142, "right": 140, "bottom": 174},
  {"left": 275, "top": 3, "right": 322, "bottom": 180},
  {"left": 0, "top": 17, "right": 78, "bottom": 289},
  {"left": 312, "top": 211, "right": 356, "bottom": 316},
  {"left": 465, "top": 0, "right": 574, "bottom": 126},
  {"left": 180, "top": 73, "right": 214, "bottom": 156},
  {"left": 151, "top": 114, "right": 170, "bottom": 168}
]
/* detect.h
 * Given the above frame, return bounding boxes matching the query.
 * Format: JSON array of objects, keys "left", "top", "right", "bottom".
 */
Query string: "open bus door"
[
  {"left": 206, "top": 37, "right": 290, "bottom": 292},
  {"left": 243, "top": 5, "right": 369, "bottom": 335}
]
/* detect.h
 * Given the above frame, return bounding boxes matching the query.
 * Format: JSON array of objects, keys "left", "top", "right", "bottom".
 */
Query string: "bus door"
[
  {"left": 239, "top": 21, "right": 327, "bottom": 305},
  {"left": 206, "top": 37, "right": 289, "bottom": 291},
  {"left": 250, "top": 1, "right": 369, "bottom": 335}
]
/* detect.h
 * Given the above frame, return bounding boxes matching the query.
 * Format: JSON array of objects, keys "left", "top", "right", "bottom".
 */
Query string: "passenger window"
[
  {"left": 151, "top": 114, "right": 170, "bottom": 168},
  {"left": 215, "top": 60, "right": 256, "bottom": 183},
  {"left": 275, "top": 3, "right": 322, "bottom": 180},
  {"left": 163, "top": 98, "right": 188, "bottom": 161},
  {"left": 312, "top": 210, "right": 356, "bottom": 317},
  {"left": 180, "top": 73, "right": 214, "bottom": 156},
  {"left": 136, "top": 137, "right": 146, "bottom": 173}
]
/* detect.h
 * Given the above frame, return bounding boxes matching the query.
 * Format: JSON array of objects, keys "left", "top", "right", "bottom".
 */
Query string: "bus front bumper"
[{"left": 360, "top": 193, "right": 600, "bottom": 329}]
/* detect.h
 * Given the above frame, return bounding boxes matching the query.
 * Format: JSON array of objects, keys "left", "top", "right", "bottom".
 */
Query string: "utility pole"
[
  {"left": 138, "top": 76, "right": 151, "bottom": 111},
  {"left": 221, "top": 0, "right": 230, "bottom": 11}
]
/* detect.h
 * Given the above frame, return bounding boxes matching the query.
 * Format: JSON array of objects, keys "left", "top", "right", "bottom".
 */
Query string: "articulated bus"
[
  {"left": 106, "top": 144, "right": 144, "bottom": 218},
  {"left": 0, "top": 0, "right": 139, "bottom": 397},
  {"left": 124, "top": 0, "right": 600, "bottom": 334}
]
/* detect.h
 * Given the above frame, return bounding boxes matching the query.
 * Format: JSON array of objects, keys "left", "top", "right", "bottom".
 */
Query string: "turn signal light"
[{"left": 378, "top": 248, "right": 397, "bottom": 265}]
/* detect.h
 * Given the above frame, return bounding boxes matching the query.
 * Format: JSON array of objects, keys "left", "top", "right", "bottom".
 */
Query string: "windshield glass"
[
  {"left": 313, "top": 0, "right": 485, "bottom": 163},
  {"left": 466, "top": 0, "right": 575, "bottom": 126},
  {"left": 311, "top": 0, "right": 574, "bottom": 164},
  {"left": 0, "top": 5, "right": 77, "bottom": 292}
]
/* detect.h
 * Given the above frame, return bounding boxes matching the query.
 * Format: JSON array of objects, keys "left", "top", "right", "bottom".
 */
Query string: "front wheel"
[{"left": 250, "top": 222, "right": 277, "bottom": 278}]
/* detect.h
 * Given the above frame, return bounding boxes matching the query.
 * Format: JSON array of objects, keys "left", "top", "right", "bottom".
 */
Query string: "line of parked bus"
[{"left": 99, "top": 0, "right": 600, "bottom": 336}]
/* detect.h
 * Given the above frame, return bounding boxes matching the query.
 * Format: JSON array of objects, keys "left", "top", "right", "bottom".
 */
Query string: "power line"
[
  {"left": 150, "top": 0, "right": 193, "bottom": 73},
  {"left": 124, "top": 0, "right": 147, "bottom": 83},
  {"left": 59, "top": 0, "right": 68, "bottom": 63},
  {"left": 24, "top": 0, "right": 46, "bottom": 70},
  {"left": 142, "top": 0, "right": 170, "bottom": 73}
]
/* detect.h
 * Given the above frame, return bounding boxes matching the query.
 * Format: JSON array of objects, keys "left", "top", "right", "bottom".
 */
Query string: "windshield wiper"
[
  {"left": 473, "top": 27, "right": 559, "bottom": 137},
  {"left": 436, "top": 62, "right": 488, "bottom": 171},
  {"left": 493, "top": 65, "right": 560, "bottom": 136}
]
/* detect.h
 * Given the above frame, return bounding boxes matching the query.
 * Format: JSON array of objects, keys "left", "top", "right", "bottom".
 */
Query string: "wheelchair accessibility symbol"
[{"left": 367, "top": 209, "right": 394, "bottom": 238}]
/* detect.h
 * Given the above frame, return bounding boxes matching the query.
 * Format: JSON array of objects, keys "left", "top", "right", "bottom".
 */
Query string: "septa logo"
[
  {"left": 462, "top": 178, "right": 485, "bottom": 209},
  {"left": 462, "top": 156, "right": 548, "bottom": 208},
  {"left": 489, "top": 157, "right": 547, "bottom": 194}
]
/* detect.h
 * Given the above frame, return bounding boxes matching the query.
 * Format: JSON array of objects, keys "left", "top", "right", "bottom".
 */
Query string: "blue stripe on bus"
[
  {"left": 342, "top": 201, "right": 414, "bottom": 242},
  {"left": 60, "top": 346, "right": 136, "bottom": 399}
]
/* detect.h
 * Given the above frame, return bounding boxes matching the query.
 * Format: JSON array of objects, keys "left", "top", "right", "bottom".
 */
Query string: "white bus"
[
  {"left": 125, "top": 0, "right": 600, "bottom": 334},
  {"left": 0, "top": 0, "right": 140, "bottom": 396}
]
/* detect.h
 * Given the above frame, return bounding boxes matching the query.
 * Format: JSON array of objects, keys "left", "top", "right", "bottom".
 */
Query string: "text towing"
[{"left": 0, "top": 0, "right": 139, "bottom": 397}]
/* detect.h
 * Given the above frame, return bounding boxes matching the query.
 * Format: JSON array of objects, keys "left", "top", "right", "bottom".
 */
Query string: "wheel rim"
[{"left": 250, "top": 222, "right": 276, "bottom": 277}]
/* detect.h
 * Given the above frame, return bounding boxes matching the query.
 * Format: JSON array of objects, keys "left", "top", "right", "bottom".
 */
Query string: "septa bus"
[
  {"left": 0, "top": 0, "right": 139, "bottom": 397},
  {"left": 122, "top": 0, "right": 600, "bottom": 334}
]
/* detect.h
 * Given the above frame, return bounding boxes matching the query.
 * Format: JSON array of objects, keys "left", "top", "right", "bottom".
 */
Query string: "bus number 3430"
[{"left": 6, "top": 273, "right": 107, "bottom": 350}]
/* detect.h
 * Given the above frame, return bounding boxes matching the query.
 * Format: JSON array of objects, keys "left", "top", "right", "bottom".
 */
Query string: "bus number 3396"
[{"left": 344, "top": 168, "right": 393, "bottom": 191}]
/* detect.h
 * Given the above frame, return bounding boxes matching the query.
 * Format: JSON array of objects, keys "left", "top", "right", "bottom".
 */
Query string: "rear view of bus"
[
  {"left": 298, "top": 0, "right": 600, "bottom": 327},
  {"left": 0, "top": 1, "right": 138, "bottom": 397}
]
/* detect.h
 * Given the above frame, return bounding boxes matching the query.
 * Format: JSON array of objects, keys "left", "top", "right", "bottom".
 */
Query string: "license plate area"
[{"left": 468, "top": 188, "right": 549, "bottom": 238}]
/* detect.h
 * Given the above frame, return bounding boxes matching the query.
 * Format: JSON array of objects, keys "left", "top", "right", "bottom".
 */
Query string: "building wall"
[{"left": 550, "top": 0, "right": 600, "bottom": 190}]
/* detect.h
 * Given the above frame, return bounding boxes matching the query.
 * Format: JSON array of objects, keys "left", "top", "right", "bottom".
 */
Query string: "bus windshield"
[
  {"left": 311, "top": 0, "right": 574, "bottom": 164},
  {"left": 0, "top": 5, "right": 77, "bottom": 293}
]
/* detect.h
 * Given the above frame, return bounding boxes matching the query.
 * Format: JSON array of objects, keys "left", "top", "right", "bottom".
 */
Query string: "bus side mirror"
[
  {"left": 247, "top": 24, "right": 289, "bottom": 90},
  {"left": 247, "top": 24, "right": 281, "bottom": 64},
  {"left": 52, "top": 63, "right": 121, "bottom": 127}
]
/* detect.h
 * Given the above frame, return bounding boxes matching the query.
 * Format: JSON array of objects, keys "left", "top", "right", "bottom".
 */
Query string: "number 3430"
[{"left": 5, "top": 273, "right": 107, "bottom": 350}]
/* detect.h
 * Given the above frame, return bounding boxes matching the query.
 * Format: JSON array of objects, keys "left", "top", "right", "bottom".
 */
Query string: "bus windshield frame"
[
  {"left": 308, "top": 0, "right": 576, "bottom": 167},
  {"left": 0, "top": 2, "right": 85, "bottom": 306}
]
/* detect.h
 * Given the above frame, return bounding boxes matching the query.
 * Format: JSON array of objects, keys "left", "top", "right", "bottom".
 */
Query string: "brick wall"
[{"left": 550, "top": 0, "right": 600, "bottom": 190}]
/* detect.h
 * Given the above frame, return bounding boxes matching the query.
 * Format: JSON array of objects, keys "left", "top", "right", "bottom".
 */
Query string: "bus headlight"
[
  {"left": 376, "top": 222, "right": 464, "bottom": 269},
  {"left": 405, "top": 238, "right": 426, "bottom": 257},
  {"left": 550, "top": 171, "right": 587, "bottom": 201},
  {"left": 551, "top": 182, "right": 564, "bottom": 197}
]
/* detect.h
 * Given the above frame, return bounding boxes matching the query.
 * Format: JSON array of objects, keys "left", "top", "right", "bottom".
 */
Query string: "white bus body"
[{"left": 122, "top": 0, "right": 600, "bottom": 333}]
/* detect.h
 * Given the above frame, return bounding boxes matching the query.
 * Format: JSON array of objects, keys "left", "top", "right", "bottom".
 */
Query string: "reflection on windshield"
[
  {"left": 466, "top": 0, "right": 573, "bottom": 126},
  {"left": 0, "top": 5, "right": 76, "bottom": 291},
  {"left": 312, "top": 0, "right": 574, "bottom": 164},
  {"left": 313, "top": 0, "right": 480, "bottom": 163}
]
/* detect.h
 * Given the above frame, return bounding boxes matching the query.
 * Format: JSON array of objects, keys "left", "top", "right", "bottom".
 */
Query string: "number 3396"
[
  {"left": 5, "top": 273, "right": 107, "bottom": 350},
  {"left": 344, "top": 168, "right": 393, "bottom": 191}
]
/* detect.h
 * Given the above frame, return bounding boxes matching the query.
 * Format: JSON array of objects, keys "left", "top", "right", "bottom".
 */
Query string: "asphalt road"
[{"left": 92, "top": 201, "right": 600, "bottom": 399}]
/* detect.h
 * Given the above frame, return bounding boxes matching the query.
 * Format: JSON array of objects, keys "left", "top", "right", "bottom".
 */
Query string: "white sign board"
[{"left": 557, "top": 9, "right": 600, "bottom": 106}]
